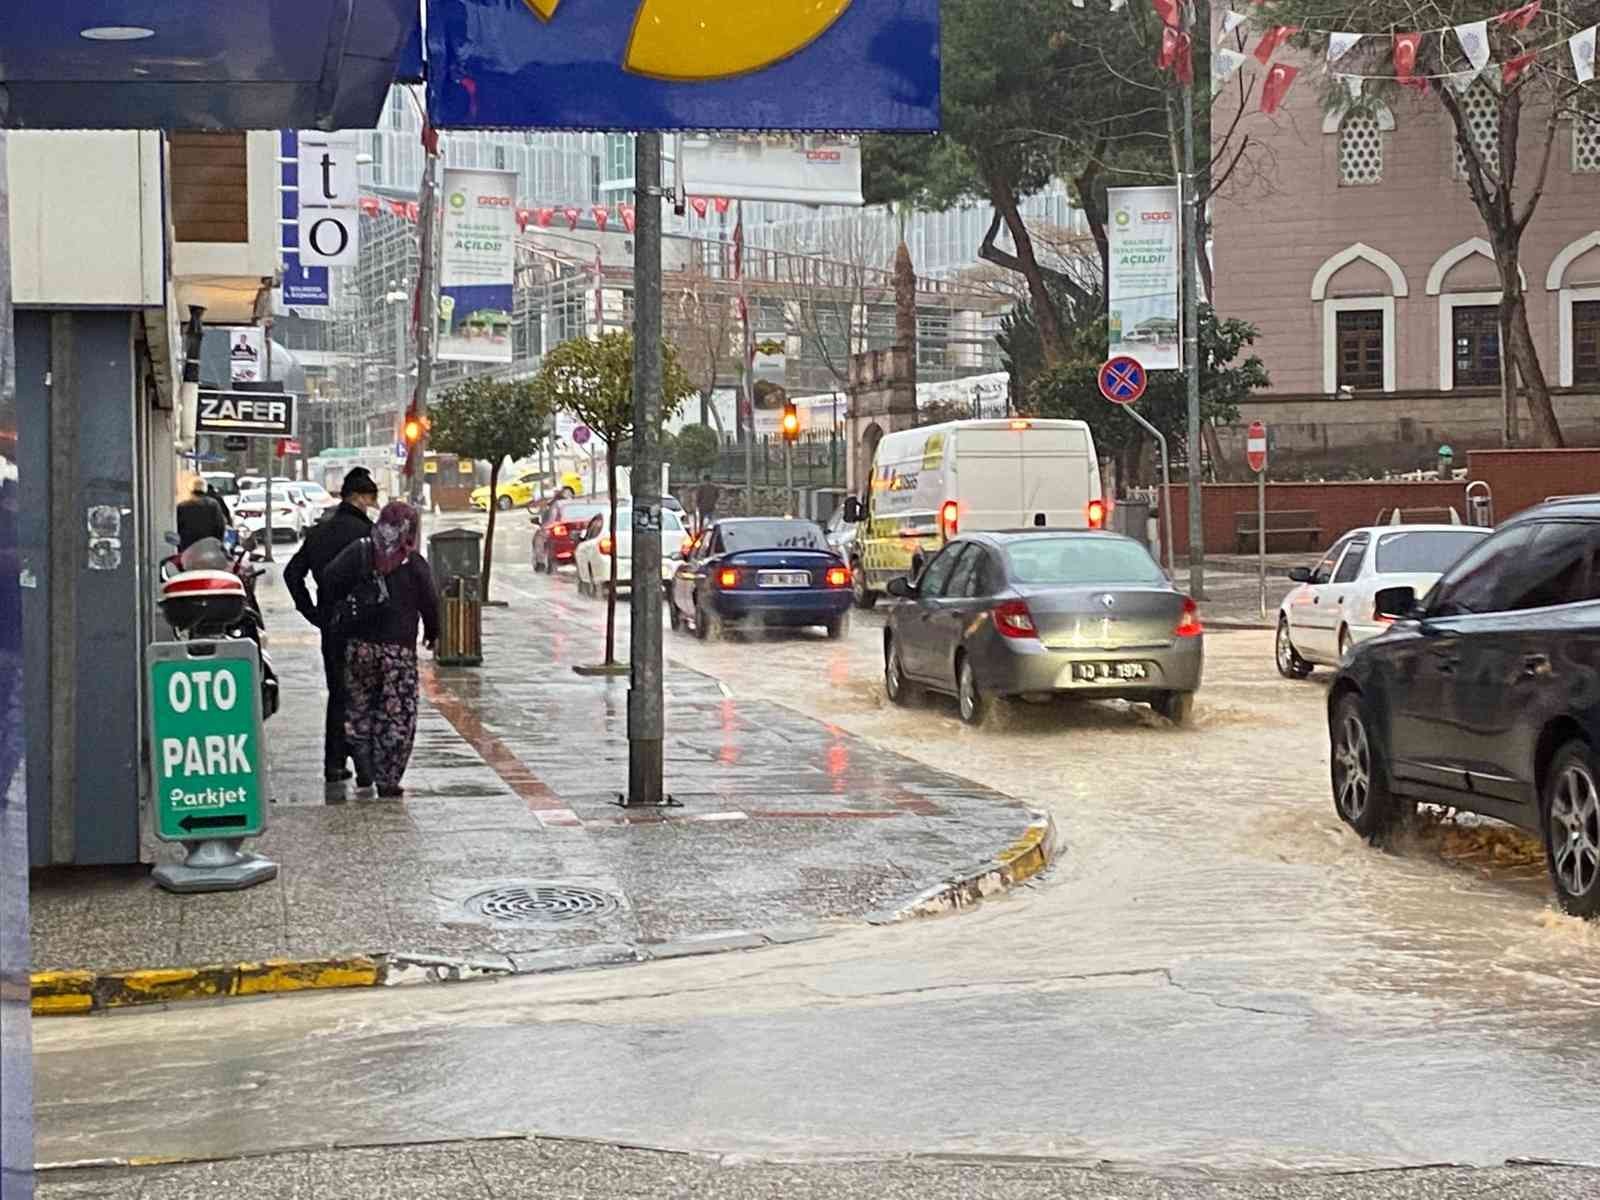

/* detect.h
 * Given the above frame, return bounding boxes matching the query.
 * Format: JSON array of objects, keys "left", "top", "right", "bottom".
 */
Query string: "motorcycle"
[{"left": 158, "top": 535, "right": 279, "bottom": 719}]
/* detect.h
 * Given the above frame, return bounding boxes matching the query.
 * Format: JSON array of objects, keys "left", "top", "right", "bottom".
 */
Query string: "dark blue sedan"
[{"left": 669, "top": 518, "right": 854, "bottom": 640}]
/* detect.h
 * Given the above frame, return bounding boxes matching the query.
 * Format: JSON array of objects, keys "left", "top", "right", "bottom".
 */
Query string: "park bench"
[{"left": 1234, "top": 509, "right": 1322, "bottom": 553}]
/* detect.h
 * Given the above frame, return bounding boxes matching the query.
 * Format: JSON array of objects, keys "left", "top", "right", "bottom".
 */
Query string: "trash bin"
[
  {"left": 428, "top": 527, "right": 483, "bottom": 667},
  {"left": 1111, "top": 498, "right": 1151, "bottom": 549}
]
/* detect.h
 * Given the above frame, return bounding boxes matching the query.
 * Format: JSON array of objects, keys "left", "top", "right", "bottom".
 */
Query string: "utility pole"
[
  {"left": 1181, "top": 32, "right": 1205, "bottom": 600},
  {"left": 736, "top": 201, "right": 754, "bottom": 514},
  {"left": 626, "top": 132, "right": 666, "bottom": 807},
  {"left": 262, "top": 322, "right": 275, "bottom": 562},
  {"left": 405, "top": 122, "right": 440, "bottom": 505}
]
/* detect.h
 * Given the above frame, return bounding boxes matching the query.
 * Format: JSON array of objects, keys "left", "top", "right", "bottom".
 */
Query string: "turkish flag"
[
  {"left": 1158, "top": 26, "right": 1178, "bottom": 70},
  {"left": 689, "top": 196, "right": 709, "bottom": 218},
  {"left": 405, "top": 202, "right": 419, "bottom": 221},
  {"left": 536, "top": 207, "right": 554, "bottom": 227},
  {"left": 389, "top": 200, "right": 407, "bottom": 217},
  {"left": 1494, "top": 1, "right": 1541, "bottom": 32},
  {"left": 620, "top": 204, "right": 636, "bottom": 233},
  {"left": 1260, "top": 62, "right": 1300, "bottom": 114},
  {"left": 1254, "top": 26, "right": 1298, "bottom": 65},
  {"left": 359, "top": 196, "right": 380, "bottom": 217},
  {"left": 1393, "top": 32, "right": 1421, "bottom": 81},
  {"left": 714, "top": 197, "right": 731, "bottom": 215},
  {"left": 563, "top": 206, "right": 580, "bottom": 230},
  {"left": 1151, "top": 0, "right": 1179, "bottom": 27},
  {"left": 1502, "top": 50, "right": 1537, "bottom": 85},
  {"left": 1175, "top": 33, "right": 1194, "bottom": 84},
  {"left": 592, "top": 205, "right": 609, "bottom": 232},
  {"left": 515, "top": 207, "right": 532, "bottom": 231}
]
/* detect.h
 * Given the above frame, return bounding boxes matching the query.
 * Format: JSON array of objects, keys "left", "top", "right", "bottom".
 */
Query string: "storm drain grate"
[{"left": 463, "top": 884, "right": 619, "bottom": 926}]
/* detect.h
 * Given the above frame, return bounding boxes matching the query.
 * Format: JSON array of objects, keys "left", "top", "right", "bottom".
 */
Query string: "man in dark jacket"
[
  {"left": 284, "top": 467, "right": 379, "bottom": 783},
  {"left": 176, "top": 478, "right": 228, "bottom": 551}
]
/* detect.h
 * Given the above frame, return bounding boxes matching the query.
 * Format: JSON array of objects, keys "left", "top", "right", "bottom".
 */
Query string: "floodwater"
[{"left": 31, "top": 534, "right": 1600, "bottom": 1175}]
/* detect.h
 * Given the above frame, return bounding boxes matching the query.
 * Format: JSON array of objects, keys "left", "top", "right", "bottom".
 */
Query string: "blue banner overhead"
[{"left": 425, "top": 0, "right": 939, "bottom": 132}]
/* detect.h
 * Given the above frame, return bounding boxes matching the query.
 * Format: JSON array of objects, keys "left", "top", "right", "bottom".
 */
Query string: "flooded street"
[{"left": 32, "top": 531, "right": 1600, "bottom": 1177}]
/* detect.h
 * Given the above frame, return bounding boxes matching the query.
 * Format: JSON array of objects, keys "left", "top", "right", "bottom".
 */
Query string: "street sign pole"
[
  {"left": 1098, "top": 356, "right": 1173, "bottom": 576},
  {"left": 626, "top": 131, "right": 666, "bottom": 807},
  {"left": 1124, "top": 405, "right": 1174, "bottom": 577},
  {"left": 1247, "top": 420, "right": 1268, "bottom": 619}
]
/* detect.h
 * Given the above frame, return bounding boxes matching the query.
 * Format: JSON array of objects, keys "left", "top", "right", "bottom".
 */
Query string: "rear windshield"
[
  {"left": 557, "top": 503, "right": 606, "bottom": 523},
  {"left": 1003, "top": 537, "right": 1165, "bottom": 586},
  {"left": 720, "top": 521, "right": 828, "bottom": 552},
  {"left": 1375, "top": 529, "right": 1488, "bottom": 574}
]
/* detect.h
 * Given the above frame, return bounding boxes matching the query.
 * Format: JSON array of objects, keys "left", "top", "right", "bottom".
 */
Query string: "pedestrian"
[
  {"left": 176, "top": 477, "right": 228, "bottom": 551},
  {"left": 284, "top": 467, "right": 380, "bottom": 785},
  {"left": 322, "top": 500, "right": 438, "bottom": 798},
  {"left": 694, "top": 473, "right": 719, "bottom": 534}
]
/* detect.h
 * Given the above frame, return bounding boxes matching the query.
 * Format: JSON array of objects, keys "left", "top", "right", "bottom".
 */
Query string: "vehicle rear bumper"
[
  {"left": 979, "top": 635, "right": 1204, "bottom": 698},
  {"left": 711, "top": 589, "right": 853, "bottom": 625}
]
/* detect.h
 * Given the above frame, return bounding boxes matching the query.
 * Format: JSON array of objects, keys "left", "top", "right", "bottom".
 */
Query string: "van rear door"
[{"left": 955, "top": 425, "right": 1098, "bottom": 530}]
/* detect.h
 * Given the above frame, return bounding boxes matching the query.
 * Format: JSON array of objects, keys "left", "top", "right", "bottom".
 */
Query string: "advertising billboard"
[
  {"left": 1106, "top": 186, "right": 1181, "bottom": 372},
  {"left": 678, "top": 134, "right": 864, "bottom": 206},
  {"left": 438, "top": 167, "right": 517, "bottom": 364},
  {"left": 749, "top": 335, "right": 788, "bottom": 436},
  {"left": 426, "top": 0, "right": 939, "bottom": 132}
]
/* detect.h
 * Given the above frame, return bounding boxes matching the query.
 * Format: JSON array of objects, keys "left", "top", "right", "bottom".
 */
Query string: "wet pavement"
[
  {"left": 29, "top": 516, "right": 1600, "bottom": 1182},
  {"left": 27, "top": 553, "right": 1036, "bottom": 975}
]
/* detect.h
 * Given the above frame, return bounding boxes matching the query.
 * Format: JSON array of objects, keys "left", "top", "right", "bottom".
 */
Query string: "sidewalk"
[{"left": 29, "top": 569, "right": 1052, "bottom": 1008}]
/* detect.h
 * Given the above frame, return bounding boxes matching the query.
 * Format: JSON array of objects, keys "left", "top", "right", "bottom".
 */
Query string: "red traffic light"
[{"left": 402, "top": 413, "right": 428, "bottom": 445}]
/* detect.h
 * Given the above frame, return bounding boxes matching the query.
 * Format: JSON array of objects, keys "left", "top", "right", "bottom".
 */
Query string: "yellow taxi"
[{"left": 470, "top": 470, "right": 583, "bottom": 512}]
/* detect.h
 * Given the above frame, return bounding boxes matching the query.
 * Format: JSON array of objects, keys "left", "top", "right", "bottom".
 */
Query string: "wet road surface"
[{"left": 31, "top": 522, "right": 1600, "bottom": 1178}]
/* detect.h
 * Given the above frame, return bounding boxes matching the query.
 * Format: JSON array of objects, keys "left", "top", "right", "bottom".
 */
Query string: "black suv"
[{"left": 1327, "top": 498, "right": 1600, "bottom": 916}]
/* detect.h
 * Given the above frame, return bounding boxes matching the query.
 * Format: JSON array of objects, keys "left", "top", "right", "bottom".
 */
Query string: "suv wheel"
[
  {"left": 1276, "top": 617, "right": 1313, "bottom": 679},
  {"left": 1331, "top": 692, "right": 1404, "bottom": 842},
  {"left": 1544, "top": 741, "right": 1600, "bottom": 918}
]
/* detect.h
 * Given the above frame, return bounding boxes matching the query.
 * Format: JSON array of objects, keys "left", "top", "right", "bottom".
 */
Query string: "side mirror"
[
  {"left": 1287, "top": 566, "right": 1312, "bottom": 583},
  {"left": 886, "top": 576, "right": 915, "bottom": 599},
  {"left": 1373, "top": 585, "right": 1419, "bottom": 622},
  {"left": 164, "top": 530, "right": 180, "bottom": 548},
  {"left": 842, "top": 496, "right": 863, "bottom": 523}
]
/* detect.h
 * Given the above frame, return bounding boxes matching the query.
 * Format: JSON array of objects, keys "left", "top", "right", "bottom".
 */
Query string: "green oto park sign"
[{"left": 148, "top": 642, "right": 267, "bottom": 841}]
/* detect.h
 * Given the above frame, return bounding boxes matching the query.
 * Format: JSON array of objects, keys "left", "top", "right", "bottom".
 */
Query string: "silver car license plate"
[
  {"left": 1071, "top": 661, "right": 1149, "bottom": 683},
  {"left": 758, "top": 571, "right": 810, "bottom": 588}
]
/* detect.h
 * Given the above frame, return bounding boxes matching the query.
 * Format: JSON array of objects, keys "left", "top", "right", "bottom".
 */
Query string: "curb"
[
  {"left": 883, "top": 811, "right": 1060, "bottom": 921},
  {"left": 31, "top": 956, "right": 382, "bottom": 1016},
  {"left": 32, "top": 812, "right": 1060, "bottom": 1016}
]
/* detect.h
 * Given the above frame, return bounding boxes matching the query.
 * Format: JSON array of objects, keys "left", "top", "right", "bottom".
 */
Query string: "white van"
[{"left": 843, "top": 418, "right": 1103, "bottom": 607}]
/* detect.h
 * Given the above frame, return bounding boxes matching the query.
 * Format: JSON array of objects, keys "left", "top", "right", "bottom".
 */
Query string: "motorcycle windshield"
[{"left": 179, "top": 538, "right": 231, "bottom": 571}]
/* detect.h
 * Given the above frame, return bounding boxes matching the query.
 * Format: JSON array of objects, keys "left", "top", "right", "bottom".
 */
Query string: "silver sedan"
[{"left": 883, "top": 530, "right": 1203, "bottom": 726}]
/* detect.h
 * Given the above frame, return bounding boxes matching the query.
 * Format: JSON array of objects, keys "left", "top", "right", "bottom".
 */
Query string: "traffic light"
[
  {"left": 402, "top": 409, "right": 428, "bottom": 448},
  {"left": 780, "top": 402, "right": 799, "bottom": 443}
]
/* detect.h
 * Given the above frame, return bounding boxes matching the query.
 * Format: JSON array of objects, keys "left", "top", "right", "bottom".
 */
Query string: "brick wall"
[{"left": 1467, "top": 448, "right": 1600, "bottom": 520}]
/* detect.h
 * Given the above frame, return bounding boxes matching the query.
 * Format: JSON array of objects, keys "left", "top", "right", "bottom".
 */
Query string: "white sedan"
[
  {"left": 1275, "top": 523, "right": 1491, "bottom": 677},
  {"left": 573, "top": 505, "right": 689, "bottom": 596},
  {"left": 233, "top": 489, "right": 305, "bottom": 546}
]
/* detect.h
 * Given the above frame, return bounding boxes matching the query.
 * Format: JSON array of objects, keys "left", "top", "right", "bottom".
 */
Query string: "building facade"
[{"left": 1213, "top": 76, "right": 1600, "bottom": 471}]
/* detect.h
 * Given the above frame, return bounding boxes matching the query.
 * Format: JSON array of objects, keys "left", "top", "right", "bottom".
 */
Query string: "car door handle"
[{"left": 1522, "top": 654, "right": 1552, "bottom": 679}]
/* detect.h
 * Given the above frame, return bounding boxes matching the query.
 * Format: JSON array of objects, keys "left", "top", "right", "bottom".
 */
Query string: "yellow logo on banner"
[{"left": 522, "top": 0, "right": 852, "bottom": 81}]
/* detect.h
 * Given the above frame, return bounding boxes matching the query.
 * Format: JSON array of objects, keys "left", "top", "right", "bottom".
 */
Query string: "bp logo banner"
[{"left": 425, "top": 0, "right": 940, "bottom": 132}]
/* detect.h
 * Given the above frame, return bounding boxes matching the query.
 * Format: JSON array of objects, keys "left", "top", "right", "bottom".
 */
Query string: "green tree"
[
  {"left": 1250, "top": 3, "right": 1599, "bottom": 447},
  {"left": 428, "top": 376, "right": 551, "bottom": 603},
  {"left": 1023, "top": 306, "right": 1269, "bottom": 485},
  {"left": 535, "top": 332, "right": 694, "bottom": 666},
  {"left": 673, "top": 424, "right": 721, "bottom": 479}
]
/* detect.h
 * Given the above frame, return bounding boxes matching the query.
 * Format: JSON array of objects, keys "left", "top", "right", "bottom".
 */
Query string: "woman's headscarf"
[{"left": 371, "top": 500, "right": 420, "bottom": 576}]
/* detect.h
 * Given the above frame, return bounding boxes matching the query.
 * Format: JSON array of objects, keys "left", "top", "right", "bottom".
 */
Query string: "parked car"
[
  {"left": 669, "top": 518, "right": 853, "bottom": 640},
  {"left": 294, "top": 480, "right": 340, "bottom": 519},
  {"left": 531, "top": 499, "right": 608, "bottom": 572},
  {"left": 884, "top": 530, "right": 1202, "bottom": 727},
  {"left": 573, "top": 505, "right": 690, "bottom": 596},
  {"left": 472, "top": 469, "right": 546, "bottom": 511},
  {"left": 1327, "top": 499, "right": 1600, "bottom": 916},
  {"left": 232, "top": 489, "right": 304, "bottom": 545},
  {"left": 1276, "top": 524, "right": 1491, "bottom": 676}
]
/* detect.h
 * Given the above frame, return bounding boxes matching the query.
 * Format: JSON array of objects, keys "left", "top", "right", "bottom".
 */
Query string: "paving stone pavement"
[
  {"left": 28, "top": 566, "right": 1038, "bottom": 976},
  {"left": 33, "top": 1140, "right": 1600, "bottom": 1200}
]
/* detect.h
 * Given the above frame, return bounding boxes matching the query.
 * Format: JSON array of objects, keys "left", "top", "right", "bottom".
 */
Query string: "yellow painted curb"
[
  {"left": 996, "top": 820, "right": 1051, "bottom": 884},
  {"left": 31, "top": 955, "right": 384, "bottom": 1016}
]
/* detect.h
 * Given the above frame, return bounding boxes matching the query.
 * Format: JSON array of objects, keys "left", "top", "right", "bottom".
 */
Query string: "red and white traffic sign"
[
  {"left": 1097, "top": 355, "right": 1147, "bottom": 406},
  {"left": 1246, "top": 421, "right": 1268, "bottom": 474},
  {"left": 275, "top": 438, "right": 302, "bottom": 458}
]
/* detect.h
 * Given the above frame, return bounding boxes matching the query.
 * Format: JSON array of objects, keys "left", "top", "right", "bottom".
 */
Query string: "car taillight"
[
  {"left": 598, "top": 535, "right": 613, "bottom": 556},
  {"left": 1174, "top": 596, "right": 1202, "bottom": 638},
  {"left": 1086, "top": 499, "right": 1108, "bottom": 529},
  {"left": 993, "top": 599, "right": 1038, "bottom": 640},
  {"left": 825, "top": 566, "right": 850, "bottom": 588},
  {"left": 717, "top": 567, "right": 740, "bottom": 588},
  {"left": 551, "top": 523, "right": 569, "bottom": 538},
  {"left": 940, "top": 500, "right": 959, "bottom": 539}
]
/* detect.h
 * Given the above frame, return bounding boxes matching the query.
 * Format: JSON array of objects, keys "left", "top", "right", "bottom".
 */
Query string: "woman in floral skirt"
[{"left": 323, "top": 500, "right": 439, "bottom": 797}]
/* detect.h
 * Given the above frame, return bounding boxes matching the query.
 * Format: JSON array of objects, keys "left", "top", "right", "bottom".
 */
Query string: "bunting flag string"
[{"left": 355, "top": 193, "right": 735, "bottom": 230}]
